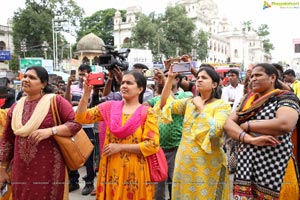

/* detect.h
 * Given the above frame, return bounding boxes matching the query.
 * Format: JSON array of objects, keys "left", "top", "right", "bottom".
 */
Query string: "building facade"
[
  {"left": 0, "top": 20, "right": 14, "bottom": 70},
  {"left": 113, "top": 0, "right": 272, "bottom": 69}
]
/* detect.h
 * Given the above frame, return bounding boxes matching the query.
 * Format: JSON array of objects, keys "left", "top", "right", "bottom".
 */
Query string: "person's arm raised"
[
  {"left": 76, "top": 77, "right": 93, "bottom": 114},
  {"left": 160, "top": 66, "right": 177, "bottom": 109}
]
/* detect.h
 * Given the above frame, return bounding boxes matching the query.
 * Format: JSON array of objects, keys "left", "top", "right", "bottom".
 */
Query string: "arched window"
[
  {"left": 234, "top": 49, "right": 238, "bottom": 57},
  {"left": 93, "top": 56, "right": 99, "bottom": 65},
  {"left": 0, "top": 41, "right": 6, "bottom": 50},
  {"left": 82, "top": 56, "right": 89, "bottom": 65}
]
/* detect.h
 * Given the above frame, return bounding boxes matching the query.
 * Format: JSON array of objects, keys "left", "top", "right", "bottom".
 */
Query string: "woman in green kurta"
[{"left": 158, "top": 66, "right": 231, "bottom": 200}]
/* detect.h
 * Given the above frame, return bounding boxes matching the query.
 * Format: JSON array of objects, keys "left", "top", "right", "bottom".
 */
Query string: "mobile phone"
[
  {"left": 144, "top": 69, "right": 155, "bottom": 77},
  {"left": 172, "top": 62, "right": 191, "bottom": 73},
  {"left": 87, "top": 73, "right": 105, "bottom": 86},
  {"left": 1, "top": 182, "right": 8, "bottom": 197},
  {"left": 70, "top": 70, "right": 76, "bottom": 76}
]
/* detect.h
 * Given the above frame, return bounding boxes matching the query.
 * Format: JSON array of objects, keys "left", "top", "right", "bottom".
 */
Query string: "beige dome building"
[{"left": 76, "top": 33, "right": 105, "bottom": 66}]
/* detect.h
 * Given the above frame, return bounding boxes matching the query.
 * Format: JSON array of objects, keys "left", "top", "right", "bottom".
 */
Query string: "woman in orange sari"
[{"left": 224, "top": 63, "right": 299, "bottom": 199}]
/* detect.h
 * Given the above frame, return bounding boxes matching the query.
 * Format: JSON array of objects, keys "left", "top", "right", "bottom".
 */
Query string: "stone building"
[
  {"left": 113, "top": 0, "right": 272, "bottom": 69},
  {"left": 75, "top": 32, "right": 105, "bottom": 67},
  {"left": 0, "top": 19, "right": 14, "bottom": 70}
]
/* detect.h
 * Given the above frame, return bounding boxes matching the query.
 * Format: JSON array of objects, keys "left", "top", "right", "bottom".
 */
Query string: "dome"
[{"left": 76, "top": 33, "right": 105, "bottom": 51}]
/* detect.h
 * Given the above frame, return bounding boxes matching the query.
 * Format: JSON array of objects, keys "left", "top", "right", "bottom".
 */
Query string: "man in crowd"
[
  {"left": 221, "top": 69, "right": 244, "bottom": 111},
  {"left": 283, "top": 69, "right": 300, "bottom": 98},
  {"left": 65, "top": 64, "right": 96, "bottom": 195},
  {"left": 0, "top": 78, "right": 15, "bottom": 109}
]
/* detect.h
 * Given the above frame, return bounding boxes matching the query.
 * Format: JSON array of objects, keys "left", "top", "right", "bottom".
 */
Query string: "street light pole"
[
  {"left": 20, "top": 38, "right": 27, "bottom": 58},
  {"left": 52, "top": 16, "right": 69, "bottom": 71},
  {"left": 41, "top": 41, "right": 49, "bottom": 59}
]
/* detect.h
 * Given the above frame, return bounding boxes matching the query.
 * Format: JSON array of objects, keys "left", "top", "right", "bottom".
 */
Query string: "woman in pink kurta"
[{"left": 0, "top": 66, "right": 81, "bottom": 200}]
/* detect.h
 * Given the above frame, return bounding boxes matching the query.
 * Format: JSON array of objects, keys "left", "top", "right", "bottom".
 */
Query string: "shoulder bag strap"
[{"left": 50, "top": 95, "right": 61, "bottom": 125}]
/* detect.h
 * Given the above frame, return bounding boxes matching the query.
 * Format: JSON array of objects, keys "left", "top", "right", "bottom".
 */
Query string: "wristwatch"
[{"left": 52, "top": 127, "right": 58, "bottom": 136}]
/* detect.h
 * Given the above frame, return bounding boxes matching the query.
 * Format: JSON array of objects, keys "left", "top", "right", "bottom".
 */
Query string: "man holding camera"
[{"left": 65, "top": 64, "right": 96, "bottom": 195}]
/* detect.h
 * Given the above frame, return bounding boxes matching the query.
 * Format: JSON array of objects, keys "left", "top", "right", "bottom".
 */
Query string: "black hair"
[
  {"left": 123, "top": 70, "right": 147, "bottom": 103},
  {"left": 253, "top": 63, "right": 282, "bottom": 89},
  {"left": 78, "top": 64, "right": 92, "bottom": 73},
  {"left": 197, "top": 67, "right": 222, "bottom": 99},
  {"left": 25, "top": 66, "right": 53, "bottom": 93},
  {"left": 199, "top": 63, "right": 214, "bottom": 69},
  {"left": 272, "top": 63, "right": 284, "bottom": 74},
  {"left": 163, "top": 69, "right": 184, "bottom": 89},
  {"left": 283, "top": 69, "right": 296, "bottom": 77},
  {"left": 228, "top": 69, "right": 239, "bottom": 76},
  {"left": 133, "top": 63, "right": 148, "bottom": 70}
]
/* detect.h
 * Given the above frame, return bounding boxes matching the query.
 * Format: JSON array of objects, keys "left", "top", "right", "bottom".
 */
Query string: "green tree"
[
  {"left": 9, "top": 54, "right": 20, "bottom": 71},
  {"left": 12, "top": 0, "right": 83, "bottom": 60},
  {"left": 242, "top": 20, "right": 253, "bottom": 32},
  {"left": 256, "top": 24, "right": 274, "bottom": 53},
  {"left": 160, "top": 5, "right": 196, "bottom": 58},
  {"left": 194, "top": 30, "right": 209, "bottom": 61},
  {"left": 131, "top": 13, "right": 160, "bottom": 49},
  {"left": 77, "top": 9, "right": 126, "bottom": 46},
  {"left": 131, "top": 5, "right": 196, "bottom": 59}
]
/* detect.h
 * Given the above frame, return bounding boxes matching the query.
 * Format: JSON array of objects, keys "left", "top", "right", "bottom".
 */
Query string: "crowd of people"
[{"left": 0, "top": 60, "right": 299, "bottom": 200}]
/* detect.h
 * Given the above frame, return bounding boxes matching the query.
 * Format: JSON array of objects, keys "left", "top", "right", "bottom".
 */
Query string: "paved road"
[{"left": 69, "top": 167, "right": 96, "bottom": 200}]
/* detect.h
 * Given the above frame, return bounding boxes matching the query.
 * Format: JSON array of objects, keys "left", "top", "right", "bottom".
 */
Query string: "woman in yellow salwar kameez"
[
  {"left": 158, "top": 66, "right": 231, "bottom": 200},
  {"left": 75, "top": 71, "right": 160, "bottom": 200}
]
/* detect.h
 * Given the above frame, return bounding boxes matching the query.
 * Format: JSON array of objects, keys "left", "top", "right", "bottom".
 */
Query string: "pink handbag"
[
  {"left": 141, "top": 106, "right": 168, "bottom": 182},
  {"left": 147, "top": 147, "right": 168, "bottom": 182}
]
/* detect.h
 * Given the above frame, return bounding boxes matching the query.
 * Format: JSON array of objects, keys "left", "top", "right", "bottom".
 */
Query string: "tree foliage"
[
  {"left": 194, "top": 30, "right": 209, "bottom": 61},
  {"left": 11, "top": 0, "right": 83, "bottom": 60},
  {"left": 77, "top": 9, "right": 126, "bottom": 46},
  {"left": 256, "top": 24, "right": 274, "bottom": 53},
  {"left": 130, "top": 5, "right": 198, "bottom": 60}
]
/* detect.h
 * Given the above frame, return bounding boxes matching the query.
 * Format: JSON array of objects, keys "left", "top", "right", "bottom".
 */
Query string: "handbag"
[
  {"left": 146, "top": 147, "right": 168, "bottom": 182},
  {"left": 50, "top": 96, "right": 94, "bottom": 170},
  {"left": 227, "top": 139, "right": 238, "bottom": 174},
  {"left": 141, "top": 106, "right": 168, "bottom": 182}
]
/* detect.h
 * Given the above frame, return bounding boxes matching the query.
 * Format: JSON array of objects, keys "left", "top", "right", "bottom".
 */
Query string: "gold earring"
[{"left": 40, "top": 88, "right": 44, "bottom": 95}]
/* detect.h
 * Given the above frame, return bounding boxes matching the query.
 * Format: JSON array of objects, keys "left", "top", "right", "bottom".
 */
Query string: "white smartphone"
[{"left": 172, "top": 62, "right": 191, "bottom": 73}]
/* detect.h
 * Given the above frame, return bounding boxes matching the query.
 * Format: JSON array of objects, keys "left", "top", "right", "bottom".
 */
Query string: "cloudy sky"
[{"left": 1, "top": 0, "right": 300, "bottom": 63}]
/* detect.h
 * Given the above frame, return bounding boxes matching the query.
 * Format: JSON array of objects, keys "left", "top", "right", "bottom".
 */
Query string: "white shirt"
[{"left": 221, "top": 83, "right": 244, "bottom": 111}]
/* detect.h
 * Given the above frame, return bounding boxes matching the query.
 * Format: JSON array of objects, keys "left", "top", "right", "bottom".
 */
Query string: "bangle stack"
[
  {"left": 239, "top": 131, "right": 246, "bottom": 143},
  {"left": 247, "top": 121, "right": 251, "bottom": 132}
]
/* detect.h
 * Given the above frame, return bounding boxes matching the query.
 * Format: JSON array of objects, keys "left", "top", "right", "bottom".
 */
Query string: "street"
[{"left": 69, "top": 167, "right": 96, "bottom": 200}]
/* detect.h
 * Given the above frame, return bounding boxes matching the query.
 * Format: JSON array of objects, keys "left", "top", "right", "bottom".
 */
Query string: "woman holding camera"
[
  {"left": 75, "top": 70, "right": 160, "bottom": 200},
  {"left": 158, "top": 66, "right": 231, "bottom": 199}
]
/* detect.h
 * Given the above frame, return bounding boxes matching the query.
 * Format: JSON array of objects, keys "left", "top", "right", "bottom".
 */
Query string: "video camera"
[
  {"left": 0, "top": 78, "right": 8, "bottom": 99},
  {"left": 99, "top": 45, "right": 130, "bottom": 71}
]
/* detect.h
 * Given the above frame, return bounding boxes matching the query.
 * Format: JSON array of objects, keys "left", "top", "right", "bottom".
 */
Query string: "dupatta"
[
  {"left": 98, "top": 101, "right": 144, "bottom": 139},
  {"left": 236, "top": 89, "right": 298, "bottom": 124}
]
